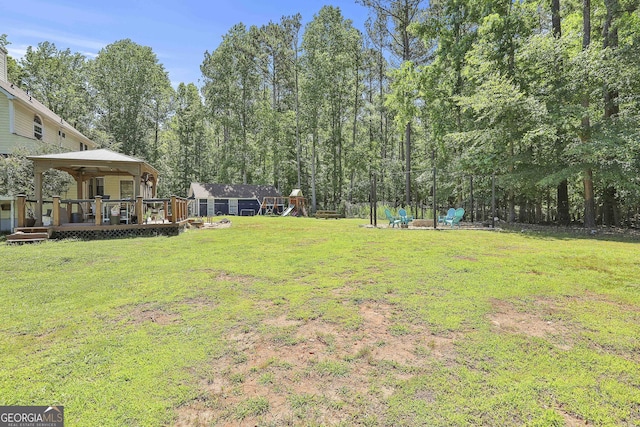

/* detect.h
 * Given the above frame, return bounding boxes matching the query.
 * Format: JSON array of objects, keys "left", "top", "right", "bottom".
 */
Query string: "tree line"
[{"left": 2, "top": 0, "right": 639, "bottom": 226}]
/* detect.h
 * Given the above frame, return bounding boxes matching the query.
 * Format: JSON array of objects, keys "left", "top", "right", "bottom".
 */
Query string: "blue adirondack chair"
[
  {"left": 384, "top": 209, "right": 400, "bottom": 228},
  {"left": 438, "top": 208, "right": 456, "bottom": 225},
  {"left": 445, "top": 208, "right": 465, "bottom": 228},
  {"left": 398, "top": 208, "right": 413, "bottom": 225}
]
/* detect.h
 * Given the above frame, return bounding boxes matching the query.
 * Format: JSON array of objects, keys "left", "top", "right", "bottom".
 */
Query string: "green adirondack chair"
[
  {"left": 385, "top": 209, "right": 400, "bottom": 228},
  {"left": 438, "top": 208, "right": 456, "bottom": 225},
  {"left": 398, "top": 208, "right": 413, "bottom": 225},
  {"left": 445, "top": 208, "right": 465, "bottom": 228}
]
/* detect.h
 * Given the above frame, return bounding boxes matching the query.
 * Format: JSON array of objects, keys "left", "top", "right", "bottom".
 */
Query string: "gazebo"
[
  {"left": 27, "top": 149, "right": 159, "bottom": 226},
  {"left": 6, "top": 149, "right": 190, "bottom": 242}
]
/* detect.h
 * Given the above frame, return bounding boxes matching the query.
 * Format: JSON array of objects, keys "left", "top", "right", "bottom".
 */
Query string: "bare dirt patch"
[
  {"left": 174, "top": 302, "right": 459, "bottom": 426},
  {"left": 214, "top": 271, "right": 255, "bottom": 285},
  {"left": 122, "top": 303, "right": 181, "bottom": 325},
  {"left": 200, "top": 220, "right": 232, "bottom": 230},
  {"left": 489, "top": 298, "right": 572, "bottom": 349},
  {"left": 558, "top": 408, "right": 589, "bottom": 427}
]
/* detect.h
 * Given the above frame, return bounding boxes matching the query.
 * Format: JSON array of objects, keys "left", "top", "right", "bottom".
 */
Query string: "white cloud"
[
  {"left": 10, "top": 28, "right": 105, "bottom": 52},
  {"left": 6, "top": 45, "right": 28, "bottom": 59}
]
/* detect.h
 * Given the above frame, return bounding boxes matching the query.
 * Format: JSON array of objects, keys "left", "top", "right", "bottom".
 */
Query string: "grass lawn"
[{"left": 1, "top": 216, "right": 639, "bottom": 426}]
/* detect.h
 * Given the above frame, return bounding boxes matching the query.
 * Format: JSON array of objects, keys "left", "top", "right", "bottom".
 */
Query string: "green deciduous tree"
[
  {"left": 201, "top": 24, "right": 261, "bottom": 184},
  {"left": 358, "top": 0, "right": 430, "bottom": 208},
  {"left": 19, "top": 41, "right": 91, "bottom": 134},
  {"left": 91, "top": 39, "right": 171, "bottom": 159},
  {"left": 301, "top": 6, "right": 363, "bottom": 210}
]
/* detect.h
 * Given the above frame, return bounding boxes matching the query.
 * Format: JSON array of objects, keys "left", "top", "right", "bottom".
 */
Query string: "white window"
[{"left": 34, "top": 115, "right": 43, "bottom": 140}]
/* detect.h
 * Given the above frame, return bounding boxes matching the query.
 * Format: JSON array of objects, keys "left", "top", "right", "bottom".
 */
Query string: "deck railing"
[{"left": 16, "top": 195, "right": 190, "bottom": 228}]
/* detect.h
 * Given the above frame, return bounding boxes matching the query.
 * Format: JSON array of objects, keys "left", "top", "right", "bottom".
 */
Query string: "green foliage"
[
  {"left": 19, "top": 42, "right": 91, "bottom": 134},
  {"left": 5, "top": 0, "right": 640, "bottom": 224},
  {"left": 0, "top": 147, "right": 73, "bottom": 197},
  {"left": 91, "top": 39, "right": 172, "bottom": 159},
  {"left": 160, "top": 83, "right": 208, "bottom": 196},
  {"left": 301, "top": 6, "right": 364, "bottom": 207}
]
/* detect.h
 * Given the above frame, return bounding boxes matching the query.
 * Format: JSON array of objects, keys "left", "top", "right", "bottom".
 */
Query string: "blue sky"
[{"left": 1, "top": 0, "right": 370, "bottom": 87}]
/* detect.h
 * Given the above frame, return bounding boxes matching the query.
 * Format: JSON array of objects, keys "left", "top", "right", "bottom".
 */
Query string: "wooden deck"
[
  {"left": 7, "top": 220, "right": 189, "bottom": 243},
  {"left": 8, "top": 195, "right": 191, "bottom": 242}
]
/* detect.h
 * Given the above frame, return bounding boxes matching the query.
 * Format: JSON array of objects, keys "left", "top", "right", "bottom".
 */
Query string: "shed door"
[
  {"left": 229, "top": 199, "right": 238, "bottom": 215},
  {"left": 207, "top": 199, "right": 215, "bottom": 216}
]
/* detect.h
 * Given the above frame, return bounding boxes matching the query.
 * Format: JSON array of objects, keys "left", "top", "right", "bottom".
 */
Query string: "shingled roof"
[{"left": 190, "top": 183, "right": 281, "bottom": 199}]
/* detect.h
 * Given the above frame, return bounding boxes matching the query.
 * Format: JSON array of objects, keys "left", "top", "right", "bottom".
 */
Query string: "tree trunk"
[
  {"left": 581, "top": 0, "right": 596, "bottom": 228},
  {"left": 601, "top": 186, "right": 619, "bottom": 226},
  {"left": 557, "top": 180, "right": 570, "bottom": 225},
  {"left": 349, "top": 57, "right": 359, "bottom": 203},
  {"left": 405, "top": 122, "right": 411, "bottom": 207},
  {"left": 311, "top": 133, "right": 317, "bottom": 212},
  {"left": 551, "top": 0, "right": 570, "bottom": 226},
  {"left": 601, "top": 0, "right": 620, "bottom": 227}
]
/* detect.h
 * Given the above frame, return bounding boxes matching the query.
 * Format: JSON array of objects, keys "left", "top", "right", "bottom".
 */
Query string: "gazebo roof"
[{"left": 27, "top": 149, "right": 158, "bottom": 179}]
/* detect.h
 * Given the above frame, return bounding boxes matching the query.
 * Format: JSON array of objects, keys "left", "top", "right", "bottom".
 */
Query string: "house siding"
[
  {"left": 0, "top": 95, "right": 10, "bottom": 153},
  {"left": 3, "top": 101, "right": 93, "bottom": 154},
  {"left": 0, "top": 52, "right": 6, "bottom": 83},
  {"left": 13, "top": 102, "right": 32, "bottom": 139},
  {"left": 0, "top": 99, "right": 38, "bottom": 154},
  {"left": 103, "top": 178, "right": 135, "bottom": 199}
]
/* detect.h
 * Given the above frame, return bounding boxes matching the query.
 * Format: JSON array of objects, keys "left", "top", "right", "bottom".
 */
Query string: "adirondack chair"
[
  {"left": 385, "top": 209, "right": 401, "bottom": 228},
  {"left": 398, "top": 208, "right": 413, "bottom": 225},
  {"left": 445, "top": 208, "right": 465, "bottom": 228},
  {"left": 438, "top": 208, "right": 456, "bottom": 225}
]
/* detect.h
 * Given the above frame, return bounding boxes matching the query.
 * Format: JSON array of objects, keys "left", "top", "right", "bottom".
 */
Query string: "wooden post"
[
  {"left": 171, "top": 196, "right": 177, "bottom": 224},
  {"left": 492, "top": 173, "right": 496, "bottom": 228},
  {"left": 10, "top": 198, "right": 15, "bottom": 232},
  {"left": 432, "top": 150, "right": 437, "bottom": 229},
  {"left": 95, "top": 196, "right": 102, "bottom": 225},
  {"left": 52, "top": 196, "right": 61, "bottom": 227},
  {"left": 17, "top": 195, "right": 26, "bottom": 228},
  {"left": 136, "top": 196, "right": 143, "bottom": 225},
  {"left": 163, "top": 200, "right": 169, "bottom": 222},
  {"left": 372, "top": 172, "right": 377, "bottom": 227},
  {"left": 470, "top": 176, "right": 474, "bottom": 223},
  {"left": 76, "top": 176, "right": 83, "bottom": 200},
  {"left": 34, "top": 170, "right": 43, "bottom": 226}
]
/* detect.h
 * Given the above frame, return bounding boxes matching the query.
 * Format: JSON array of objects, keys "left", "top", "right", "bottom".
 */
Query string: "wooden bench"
[{"left": 315, "top": 210, "right": 344, "bottom": 219}]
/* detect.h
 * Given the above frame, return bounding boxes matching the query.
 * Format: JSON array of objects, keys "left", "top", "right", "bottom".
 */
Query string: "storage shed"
[{"left": 188, "top": 183, "right": 281, "bottom": 216}]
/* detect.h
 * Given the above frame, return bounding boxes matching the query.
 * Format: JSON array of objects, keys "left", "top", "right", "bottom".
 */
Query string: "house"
[
  {"left": 188, "top": 183, "right": 282, "bottom": 216},
  {"left": 0, "top": 46, "right": 96, "bottom": 156},
  {"left": 0, "top": 46, "right": 141, "bottom": 232},
  {"left": 1, "top": 45, "right": 96, "bottom": 232}
]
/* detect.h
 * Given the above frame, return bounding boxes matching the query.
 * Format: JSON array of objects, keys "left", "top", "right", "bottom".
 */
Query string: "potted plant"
[
  {"left": 110, "top": 204, "right": 121, "bottom": 225},
  {"left": 25, "top": 208, "right": 36, "bottom": 227}
]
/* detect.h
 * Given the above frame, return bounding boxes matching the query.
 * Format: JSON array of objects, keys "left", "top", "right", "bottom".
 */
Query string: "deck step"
[
  {"left": 14, "top": 227, "right": 51, "bottom": 234},
  {"left": 6, "top": 231, "right": 50, "bottom": 244}
]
